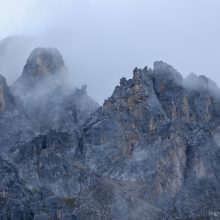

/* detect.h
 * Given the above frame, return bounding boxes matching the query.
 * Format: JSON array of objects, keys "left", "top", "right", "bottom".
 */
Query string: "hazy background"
[{"left": 0, "top": 0, "right": 220, "bottom": 104}]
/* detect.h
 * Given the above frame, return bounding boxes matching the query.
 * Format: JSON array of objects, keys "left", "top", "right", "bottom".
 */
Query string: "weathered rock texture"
[
  {"left": 0, "top": 48, "right": 220, "bottom": 220},
  {"left": 0, "top": 75, "right": 34, "bottom": 153}
]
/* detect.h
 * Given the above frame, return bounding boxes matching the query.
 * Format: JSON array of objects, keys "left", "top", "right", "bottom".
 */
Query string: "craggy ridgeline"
[{"left": 0, "top": 48, "right": 220, "bottom": 220}]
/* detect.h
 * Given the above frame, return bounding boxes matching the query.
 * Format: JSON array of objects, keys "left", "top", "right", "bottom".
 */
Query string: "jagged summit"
[
  {"left": 117, "top": 61, "right": 219, "bottom": 97},
  {"left": 22, "top": 47, "right": 65, "bottom": 78},
  {"left": 116, "top": 61, "right": 184, "bottom": 95},
  {"left": 1, "top": 55, "right": 220, "bottom": 219},
  {"left": 104, "top": 61, "right": 219, "bottom": 126},
  {"left": 9, "top": 48, "right": 98, "bottom": 134},
  {"left": 183, "top": 72, "right": 219, "bottom": 96},
  {"left": 12, "top": 47, "right": 68, "bottom": 99}
]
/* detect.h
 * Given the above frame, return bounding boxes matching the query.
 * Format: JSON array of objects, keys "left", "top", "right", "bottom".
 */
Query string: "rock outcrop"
[
  {"left": 0, "top": 48, "right": 220, "bottom": 220},
  {"left": 0, "top": 75, "right": 34, "bottom": 153}
]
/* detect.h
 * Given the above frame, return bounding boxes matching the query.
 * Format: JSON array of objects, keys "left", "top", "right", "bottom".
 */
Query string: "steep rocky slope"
[
  {"left": 0, "top": 48, "right": 220, "bottom": 219},
  {"left": 0, "top": 75, "right": 34, "bottom": 154}
]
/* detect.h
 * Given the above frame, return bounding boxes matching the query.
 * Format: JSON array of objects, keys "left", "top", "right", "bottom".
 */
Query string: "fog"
[{"left": 0, "top": 0, "right": 220, "bottom": 103}]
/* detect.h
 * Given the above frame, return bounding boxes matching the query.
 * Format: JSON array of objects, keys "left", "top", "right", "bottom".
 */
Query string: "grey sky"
[{"left": 0, "top": 0, "right": 220, "bottom": 103}]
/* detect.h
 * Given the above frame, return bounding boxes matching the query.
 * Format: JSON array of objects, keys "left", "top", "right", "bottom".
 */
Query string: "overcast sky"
[{"left": 0, "top": 0, "right": 220, "bottom": 103}]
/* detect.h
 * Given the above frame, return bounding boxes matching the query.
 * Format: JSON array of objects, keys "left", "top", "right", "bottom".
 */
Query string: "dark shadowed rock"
[
  {"left": 0, "top": 157, "right": 33, "bottom": 220},
  {"left": 33, "top": 213, "right": 48, "bottom": 220},
  {"left": 0, "top": 75, "right": 34, "bottom": 153}
]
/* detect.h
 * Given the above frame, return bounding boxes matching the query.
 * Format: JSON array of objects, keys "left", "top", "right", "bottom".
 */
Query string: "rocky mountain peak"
[
  {"left": 153, "top": 61, "right": 183, "bottom": 93},
  {"left": 183, "top": 72, "right": 219, "bottom": 96},
  {"left": 1, "top": 50, "right": 220, "bottom": 219},
  {"left": 103, "top": 61, "right": 219, "bottom": 126},
  {"left": 12, "top": 47, "right": 67, "bottom": 97},
  {"left": 105, "top": 61, "right": 184, "bottom": 109},
  {"left": 9, "top": 48, "right": 99, "bottom": 134},
  {"left": 22, "top": 47, "right": 65, "bottom": 78}
]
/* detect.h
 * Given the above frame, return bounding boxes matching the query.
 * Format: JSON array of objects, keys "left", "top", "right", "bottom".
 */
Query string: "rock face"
[
  {"left": 0, "top": 156, "right": 33, "bottom": 220},
  {"left": 0, "top": 75, "right": 33, "bottom": 153},
  {"left": 12, "top": 47, "right": 67, "bottom": 100},
  {"left": 0, "top": 48, "right": 220, "bottom": 220},
  {"left": 0, "top": 74, "right": 20, "bottom": 113}
]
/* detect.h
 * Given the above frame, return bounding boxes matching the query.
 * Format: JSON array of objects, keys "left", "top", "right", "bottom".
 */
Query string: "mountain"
[
  {"left": 0, "top": 48, "right": 220, "bottom": 220},
  {"left": 12, "top": 47, "right": 98, "bottom": 133},
  {"left": 0, "top": 74, "right": 34, "bottom": 154}
]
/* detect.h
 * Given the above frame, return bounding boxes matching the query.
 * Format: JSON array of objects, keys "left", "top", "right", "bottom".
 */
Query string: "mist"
[{"left": 0, "top": 0, "right": 220, "bottom": 104}]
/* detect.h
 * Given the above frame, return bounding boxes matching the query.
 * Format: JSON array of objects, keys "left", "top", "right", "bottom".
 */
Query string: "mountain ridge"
[{"left": 0, "top": 48, "right": 220, "bottom": 219}]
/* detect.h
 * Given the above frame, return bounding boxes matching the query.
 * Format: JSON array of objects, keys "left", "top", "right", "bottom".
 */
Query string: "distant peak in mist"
[
  {"left": 183, "top": 72, "right": 219, "bottom": 96},
  {"left": 23, "top": 47, "right": 66, "bottom": 78},
  {"left": 12, "top": 47, "right": 69, "bottom": 100}
]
